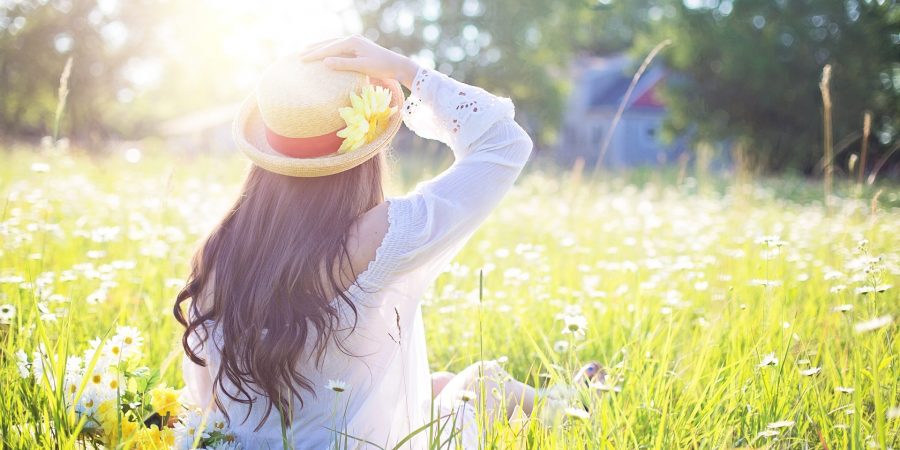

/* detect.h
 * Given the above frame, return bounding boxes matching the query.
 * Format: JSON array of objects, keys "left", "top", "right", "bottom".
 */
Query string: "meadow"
[{"left": 0, "top": 147, "right": 897, "bottom": 449}]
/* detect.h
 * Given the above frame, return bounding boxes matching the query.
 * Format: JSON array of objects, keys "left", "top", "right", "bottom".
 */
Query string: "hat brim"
[{"left": 233, "top": 78, "right": 405, "bottom": 177}]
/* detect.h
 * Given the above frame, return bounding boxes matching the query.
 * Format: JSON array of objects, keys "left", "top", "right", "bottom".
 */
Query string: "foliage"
[
  {"left": 353, "top": 0, "right": 594, "bottom": 147},
  {"left": 642, "top": 0, "right": 899, "bottom": 173},
  {"left": 358, "top": 0, "right": 899, "bottom": 173},
  {"left": 0, "top": 149, "right": 897, "bottom": 448},
  {"left": 9, "top": 322, "right": 238, "bottom": 448},
  {"left": 0, "top": 0, "right": 269, "bottom": 145},
  {"left": 0, "top": 0, "right": 164, "bottom": 141},
  {"left": 3, "top": 0, "right": 897, "bottom": 174}
]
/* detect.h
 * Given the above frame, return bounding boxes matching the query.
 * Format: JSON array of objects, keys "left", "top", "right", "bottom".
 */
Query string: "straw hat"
[{"left": 233, "top": 56, "right": 404, "bottom": 177}]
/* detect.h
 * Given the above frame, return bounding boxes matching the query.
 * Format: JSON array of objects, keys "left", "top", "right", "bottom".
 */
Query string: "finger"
[
  {"left": 323, "top": 56, "right": 370, "bottom": 74},
  {"left": 301, "top": 36, "right": 360, "bottom": 62}
]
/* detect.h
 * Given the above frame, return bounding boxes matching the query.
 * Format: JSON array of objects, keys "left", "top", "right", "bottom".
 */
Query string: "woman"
[{"left": 174, "top": 35, "right": 600, "bottom": 449}]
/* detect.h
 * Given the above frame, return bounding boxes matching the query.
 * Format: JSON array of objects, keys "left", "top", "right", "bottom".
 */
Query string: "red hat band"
[{"left": 264, "top": 125, "right": 343, "bottom": 158}]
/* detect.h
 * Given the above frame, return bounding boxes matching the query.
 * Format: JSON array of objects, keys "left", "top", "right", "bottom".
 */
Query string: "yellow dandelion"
[
  {"left": 132, "top": 424, "right": 174, "bottom": 449},
  {"left": 96, "top": 400, "right": 118, "bottom": 429},
  {"left": 336, "top": 84, "right": 396, "bottom": 154},
  {"left": 96, "top": 400, "right": 138, "bottom": 446},
  {"left": 149, "top": 385, "right": 181, "bottom": 417}
]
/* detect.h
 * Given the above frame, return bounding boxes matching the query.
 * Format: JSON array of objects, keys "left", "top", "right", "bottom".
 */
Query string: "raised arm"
[
  {"left": 382, "top": 65, "right": 533, "bottom": 276},
  {"left": 302, "top": 35, "right": 533, "bottom": 289}
]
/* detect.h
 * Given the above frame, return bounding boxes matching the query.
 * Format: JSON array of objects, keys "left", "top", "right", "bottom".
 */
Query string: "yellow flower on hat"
[{"left": 336, "top": 84, "right": 397, "bottom": 154}]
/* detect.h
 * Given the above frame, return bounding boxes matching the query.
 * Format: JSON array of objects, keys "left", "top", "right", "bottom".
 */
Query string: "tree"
[
  {"left": 0, "top": 0, "right": 164, "bottom": 143},
  {"left": 645, "top": 0, "right": 898, "bottom": 173},
  {"left": 353, "top": 0, "right": 601, "bottom": 147}
]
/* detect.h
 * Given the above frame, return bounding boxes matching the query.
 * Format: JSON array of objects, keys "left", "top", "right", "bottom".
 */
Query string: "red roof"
[{"left": 631, "top": 81, "right": 665, "bottom": 109}]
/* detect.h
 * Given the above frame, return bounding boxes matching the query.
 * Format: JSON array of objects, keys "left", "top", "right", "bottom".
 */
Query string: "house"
[{"left": 558, "top": 53, "right": 688, "bottom": 168}]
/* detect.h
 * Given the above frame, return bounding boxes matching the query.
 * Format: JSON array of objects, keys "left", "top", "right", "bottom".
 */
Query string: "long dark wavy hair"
[{"left": 173, "top": 154, "right": 385, "bottom": 429}]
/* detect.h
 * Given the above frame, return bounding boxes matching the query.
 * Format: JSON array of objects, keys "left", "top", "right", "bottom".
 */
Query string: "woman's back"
[{"left": 180, "top": 49, "right": 533, "bottom": 449}]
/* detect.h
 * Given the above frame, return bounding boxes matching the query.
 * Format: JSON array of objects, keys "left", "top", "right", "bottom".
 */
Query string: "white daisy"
[
  {"left": 564, "top": 407, "right": 590, "bottom": 420},
  {"left": 758, "top": 352, "right": 779, "bottom": 368},
  {"left": 749, "top": 279, "right": 782, "bottom": 287},
  {"left": 62, "top": 372, "right": 83, "bottom": 405},
  {"left": 854, "top": 284, "right": 892, "bottom": 295},
  {"left": 755, "top": 235, "right": 785, "bottom": 246},
  {"left": 15, "top": 350, "right": 30, "bottom": 378},
  {"left": 824, "top": 270, "right": 844, "bottom": 281},
  {"left": 589, "top": 381, "right": 622, "bottom": 393},
  {"left": 85, "top": 288, "right": 108, "bottom": 305},
  {"left": 553, "top": 340, "right": 570, "bottom": 353},
  {"left": 561, "top": 314, "right": 588, "bottom": 338},
  {"left": 455, "top": 390, "right": 476, "bottom": 403},
  {"left": 800, "top": 367, "right": 822, "bottom": 376},
  {"left": 174, "top": 409, "right": 212, "bottom": 450},
  {"left": 0, "top": 304, "right": 15, "bottom": 324},
  {"left": 853, "top": 315, "right": 893, "bottom": 334},
  {"left": 206, "top": 441, "right": 242, "bottom": 450},
  {"left": 112, "top": 326, "right": 143, "bottom": 358},
  {"left": 325, "top": 379, "right": 348, "bottom": 393},
  {"left": 83, "top": 339, "right": 114, "bottom": 374},
  {"left": 887, "top": 407, "right": 900, "bottom": 420},
  {"left": 31, "top": 346, "right": 52, "bottom": 383},
  {"left": 205, "top": 409, "right": 229, "bottom": 433},
  {"left": 74, "top": 385, "right": 113, "bottom": 418},
  {"left": 65, "top": 355, "right": 84, "bottom": 375},
  {"left": 768, "top": 420, "right": 794, "bottom": 429},
  {"left": 101, "top": 371, "right": 124, "bottom": 392}
]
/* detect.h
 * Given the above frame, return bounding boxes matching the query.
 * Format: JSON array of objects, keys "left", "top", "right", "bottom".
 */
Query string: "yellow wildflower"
[
  {"left": 96, "top": 400, "right": 119, "bottom": 431},
  {"left": 336, "top": 84, "right": 396, "bottom": 153},
  {"left": 132, "top": 424, "right": 175, "bottom": 449},
  {"left": 96, "top": 400, "right": 139, "bottom": 446},
  {"left": 149, "top": 385, "right": 181, "bottom": 417}
]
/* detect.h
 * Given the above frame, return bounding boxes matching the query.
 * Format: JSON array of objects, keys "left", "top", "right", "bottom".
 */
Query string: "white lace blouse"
[{"left": 182, "top": 65, "right": 534, "bottom": 450}]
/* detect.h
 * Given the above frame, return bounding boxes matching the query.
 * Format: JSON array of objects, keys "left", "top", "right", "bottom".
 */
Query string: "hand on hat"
[{"left": 299, "top": 35, "right": 420, "bottom": 91}]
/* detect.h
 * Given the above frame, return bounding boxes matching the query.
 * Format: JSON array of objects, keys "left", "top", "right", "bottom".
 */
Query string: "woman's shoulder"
[
  {"left": 338, "top": 200, "right": 390, "bottom": 290},
  {"left": 337, "top": 197, "right": 421, "bottom": 292}
]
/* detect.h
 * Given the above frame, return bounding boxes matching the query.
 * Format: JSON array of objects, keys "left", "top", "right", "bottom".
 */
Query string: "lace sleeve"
[
  {"left": 355, "top": 67, "right": 533, "bottom": 291},
  {"left": 401, "top": 66, "right": 516, "bottom": 157}
]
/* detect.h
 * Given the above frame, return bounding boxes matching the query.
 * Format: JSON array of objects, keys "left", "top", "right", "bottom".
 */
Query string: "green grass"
[{"left": 0, "top": 148, "right": 897, "bottom": 449}]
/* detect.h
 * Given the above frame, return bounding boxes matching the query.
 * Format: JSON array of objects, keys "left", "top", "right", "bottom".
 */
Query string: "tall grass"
[
  {"left": 859, "top": 111, "right": 872, "bottom": 187},
  {"left": 52, "top": 57, "right": 74, "bottom": 143},
  {"left": 0, "top": 149, "right": 897, "bottom": 449},
  {"left": 820, "top": 64, "right": 834, "bottom": 210}
]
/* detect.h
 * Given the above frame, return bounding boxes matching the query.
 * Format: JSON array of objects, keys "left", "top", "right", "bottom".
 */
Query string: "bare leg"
[
  {"left": 434, "top": 360, "right": 603, "bottom": 424},
  {"left": 435, "top": 360, "right": 537, "bottom": 427}
]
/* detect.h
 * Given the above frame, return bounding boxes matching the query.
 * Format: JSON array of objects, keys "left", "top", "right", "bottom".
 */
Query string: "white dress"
[{"left": 182, "top": 65, "right": 534, "bottom": 450}]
